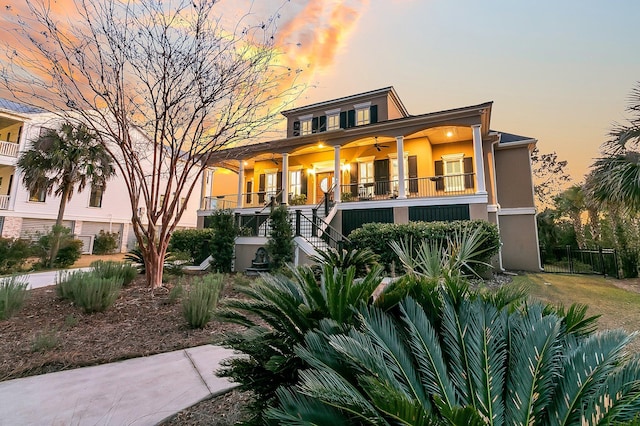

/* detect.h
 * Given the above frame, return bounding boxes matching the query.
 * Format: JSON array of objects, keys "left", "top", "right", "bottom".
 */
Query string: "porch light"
[
  {"left": 243, "top": 161, "right": 249, "bottom": 166},
  {"left": 318, "top": 143, "right": 324, "bottom": 148},
  {"left": 307, "top": 168, "right": 315, "bottom": 175},
  {"left": 446, "top": 131, "right": 453, "bottom": 138},
  {"left": 341, "top": 164, "right": 350, "bottom": 172}
]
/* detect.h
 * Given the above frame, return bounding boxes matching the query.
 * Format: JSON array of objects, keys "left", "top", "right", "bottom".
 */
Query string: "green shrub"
[
  {"left": 56, "top": 270, "right": 122, "bottom": 313},
  {"left": 289, "top": 193, "right": 307, "bottom": 206},
  {"left": 311, "top": 247, "right": 378, "bottom": 278},
  {"left": 217, "top": 264, "right": 384, "bottom": 423},
  {"left": 182, "top": 273, "right": 225, "bottom": 328},
  {"left": 92, "top": 230, "right": 119, "bottom": 255},
  {"left": 31, "top": 328, "right": 61, "bottom": 353},
  {"left": 208, "top": 210, "right": 238, "bottom": 273},
  {"left": 169, "top": 228, "right": 216, "bottom": 264},
  {"left": 347, "top": 219, "right": 500, "bottom": 273},
  {"left": 32, "top": 226, "right": 83, "bottom": 269},
  {"left": 266, "top": 205, "right": 294, "bottom": 270},
  {"left": 0, "top": 238, "right": 32, "bottom": 275},
  {"left": 0, "top": 275, "right": 29, "bottom": 320},
  {"left": 90, "top": 260, "right": 137, "bottom": 286}
]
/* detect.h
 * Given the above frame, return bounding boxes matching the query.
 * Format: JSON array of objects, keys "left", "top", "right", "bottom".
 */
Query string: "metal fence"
[{"left": 540, "top": 246, "right": 619, "bottom": 278}]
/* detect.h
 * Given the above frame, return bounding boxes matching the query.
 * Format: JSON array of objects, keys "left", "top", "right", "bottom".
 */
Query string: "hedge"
[
  {"left": 169, "top": 229, "right": 216, "bottom": 264},
  {"left": 347, "top": 220, "right": 500, "bottom": 273}
]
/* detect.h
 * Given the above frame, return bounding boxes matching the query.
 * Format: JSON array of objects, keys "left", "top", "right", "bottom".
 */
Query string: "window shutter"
[
  {"left": 293, "top": 121, "right": 300, "bottom": 136},
  {"left": 277, "top": 172, "right": 283, "bottom": 192},
  {"left": 319, "top": 116, "right": 327, "bottom": 132},
  {"left": 350, "top": 162, "right": 359, "bottom": 197},
  {"left": 246, "top": 181, "right": 252, "bottom": 204},
  {"left": 340, "top": 111, "right": 347, "bottom": 129},
  {"left": 258, "top": 174, "right": 266, "bottom": 203},
  {"left": 370, "top": 105, "right": 378, "bottom": 124},
  {"left": 434, "top": 160, "right": 444, "bottom": 191},
  {"left": 374, "top": 159, "right": 390, "bottom": 195},
  {"left": 300, "top": 172, "right": 308, "bottom": 197},
  {"left": 312, "top": 117, "right": 319, "bottom": 133},
  {"left": 464, "top": 157, "right": 474, "bottom": 189},
  {"left": 347, "top": 110, "right": 355, "bottom": 128},
  {"left": 408, "top": 155, "right": 418, "bottom": 193}
]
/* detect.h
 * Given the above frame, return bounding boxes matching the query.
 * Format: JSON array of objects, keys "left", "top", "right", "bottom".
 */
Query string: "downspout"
[{"left": 490, "top": 136, "right": 504, "bottom": 272}]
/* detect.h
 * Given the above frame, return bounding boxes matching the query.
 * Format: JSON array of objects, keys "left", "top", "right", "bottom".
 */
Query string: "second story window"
[
  {"left": 325, "top": 108, "right": 341, "bottom": 131},
  {"left": 299, "top": 114, "right": 313, "bottom": 136},
  {"left": 29, "top": 188, "right": 46, "bottom": 202},
  {"left": 356, "top": 108, "right": 370, "bottom": 126},
  {"left": 89, "top": 184, "right": 104, "bottom": 207}
]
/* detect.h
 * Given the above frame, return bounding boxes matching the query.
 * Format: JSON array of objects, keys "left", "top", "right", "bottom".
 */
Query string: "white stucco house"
[{"left": 0, "top": 98, "right": 205, "bottom": 253}]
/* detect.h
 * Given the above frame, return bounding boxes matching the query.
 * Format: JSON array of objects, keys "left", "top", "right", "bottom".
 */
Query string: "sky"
[
  {"left": 264, "top": 0, "right": 640, "bottom": 182},
  {"left": 2, "top": 0, "right": 639, "bottom": 181}
]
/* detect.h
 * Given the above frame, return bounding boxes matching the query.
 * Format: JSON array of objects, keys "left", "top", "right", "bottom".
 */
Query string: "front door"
[{"left": 315, "top": 172, "right": 334, "bottom": 204}]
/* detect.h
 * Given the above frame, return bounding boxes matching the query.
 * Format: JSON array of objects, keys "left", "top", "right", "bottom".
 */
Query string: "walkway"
[{"left": 0, "top": 345, "right": 237, "bottom": 425}]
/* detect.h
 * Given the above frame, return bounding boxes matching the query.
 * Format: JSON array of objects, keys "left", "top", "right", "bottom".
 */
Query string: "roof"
[
  {"left": 281, "top": 86, "right": 409, "bottom": 117},
  {"left": 495, "top": 131, "right": 535, "bottom": 144},
  {"left": 0, "top": 98, "right": 44, "bottom": 114}
]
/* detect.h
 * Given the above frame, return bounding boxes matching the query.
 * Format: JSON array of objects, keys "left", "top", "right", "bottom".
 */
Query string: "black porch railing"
[
  {"left": 540, "top": 246, "right": 620, "bottom": 278},
  {"left": 294, "top": 209, "right": 349, "bottom": 252}
]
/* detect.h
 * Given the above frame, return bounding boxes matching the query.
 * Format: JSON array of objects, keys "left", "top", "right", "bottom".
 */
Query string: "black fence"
[{"left": 540, "top": 246, "right": 619, "bottom": 278}]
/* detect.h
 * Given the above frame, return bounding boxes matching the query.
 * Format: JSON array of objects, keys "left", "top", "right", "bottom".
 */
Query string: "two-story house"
[
  {"left": 0, "top": 98, "right": 204, "bottom": 253},
  {"left": 200, "top": 87, "right": 541, "bottom": 272}
]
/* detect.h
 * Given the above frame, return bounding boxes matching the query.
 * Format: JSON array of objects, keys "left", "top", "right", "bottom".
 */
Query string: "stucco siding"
[
  {"left": 494, "top": 147, "right": 535, "bottom": 208},
  {"left": 499, "top": 214, "right": 541, "bottom": 271}
]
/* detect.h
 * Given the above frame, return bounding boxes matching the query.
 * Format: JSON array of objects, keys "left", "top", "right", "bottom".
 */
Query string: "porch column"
[
  {"left": 236, "top": 160, "right": 244, "bottom": 208},
  {"left": 471, "top": 124, "right": 487, "bottom": 194},
  {"left": 396, "top": 136, "right": 407, "bottom": 199},
  {"left": 282, "top": 153, "right": 289, "bottom": 204},
  {"left": 333, "top": 145, "right": 341, "bottom": 203},
  {"left": 202, "top": 169, "right": 213, "bottom": 209}
]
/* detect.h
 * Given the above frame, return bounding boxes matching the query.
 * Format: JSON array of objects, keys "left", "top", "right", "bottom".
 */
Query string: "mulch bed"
[{"left": 0, "top": 274, "right": 244, "bottom": 382}]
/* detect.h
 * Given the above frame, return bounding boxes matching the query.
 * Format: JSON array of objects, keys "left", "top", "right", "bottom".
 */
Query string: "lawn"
[{"left": 514, "top": 273, "right": 640, "bottom": 351}]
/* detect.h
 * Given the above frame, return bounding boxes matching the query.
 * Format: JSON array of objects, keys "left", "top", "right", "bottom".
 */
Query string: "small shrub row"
[
  {"left": 169, "top": 228, "right": 216, "bottom": 264},
  {"left": 0, "top": 275, "right": 29, "bottom": 320},
  {"left": 56, "top": 270, "right": 122, "bottom": 313},
  {"left": 90, "top": 260, "right": 138, "bottom": 286},
  {"left": 182, "top": 273, "right": 225, "bottom": 328},
  {"left": 31, "top": 226, "right": 83, "bottom": 269},
  {"left": 0, "top": 238, "right": 32, "bottom": 275},
  {"left": 347, "top": 219, "right": 500, "bottom": 273},
  {"left": 92, "top": 231, "right": 120, "bottom": 255}
]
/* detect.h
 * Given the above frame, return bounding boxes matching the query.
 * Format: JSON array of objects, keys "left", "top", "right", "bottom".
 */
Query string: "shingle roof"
[
  {"left": 0, "top": 98, "right": 44, "bottom": 114},
  {"left": 495, "top": 131, "right": 535, "bottom": 144}
]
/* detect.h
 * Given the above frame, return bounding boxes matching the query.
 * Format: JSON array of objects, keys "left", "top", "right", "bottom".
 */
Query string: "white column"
[
  {"left": 282, "top": 153, "right": 289, "bottom": 204},
  {"left": 8, "top": 169, "right": 20, "bottom": 210},
  {"left": 396, "top": 136, "right": 406, "bottom": 199},
  {"left": 471, "top": 124, "right": 487, "bottom": 194},
  {"left": 333, "top": 145, "right": 341, "bottom": 203},
  {"left": 202, "top": 169, "right": 213, "bottom": 209},
  {"left": 237, "top": 160, "right": 244, "bottom": 208}
]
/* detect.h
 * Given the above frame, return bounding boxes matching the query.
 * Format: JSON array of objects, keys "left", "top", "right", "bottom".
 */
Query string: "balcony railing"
[
  {"left": 0, "top": 140, "right": 18, "bottom": 158},
  {"left": 0, "top": 195, "right": 9, "bottom": 210},
  {"left": 203, "top": 173, "right": 476, "bottom": 211},
  {"left": 339, "top": 173, "right": 475, "bottom": 202}
]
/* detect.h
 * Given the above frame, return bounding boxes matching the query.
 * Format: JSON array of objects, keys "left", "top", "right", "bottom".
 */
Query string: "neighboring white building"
[{"left": 0, "top": 98, "right": 205, "bottom": 253}]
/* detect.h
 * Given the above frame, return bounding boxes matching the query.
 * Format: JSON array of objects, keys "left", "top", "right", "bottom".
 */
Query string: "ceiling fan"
[{"left": 373, "top": 137, "right": 389, "bottom": 151}]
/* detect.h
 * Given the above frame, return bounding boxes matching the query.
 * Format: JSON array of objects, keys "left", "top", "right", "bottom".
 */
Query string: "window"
[
  {"left": 358, "top": 159, "right": 374, "bottom": 198},
  {"left": 327, "top": 114, "right": 340, "bottom": 131},
  {"left": 391, "top": 156, "right": 409, "bottom": 193},
  {"left": 300, "top": 115, "right": 313, "bottom": 136},
  {"left": 290, "top": 170, "right": 302, "bottom": 196},
  {"left": 442, "top": 153, "right": 465, "bottom": 192},
  {"left": 355, "top": 108, "right": 370, "bottom": 126},
  {"left": 89, "top": 185, "right": 104, "bottom": 207},
  {"left": 29, "top": 188, "right": 46, "bottom": 202},
  {"left": 265, "top": 172, "right": 278, "bottom": 199}
]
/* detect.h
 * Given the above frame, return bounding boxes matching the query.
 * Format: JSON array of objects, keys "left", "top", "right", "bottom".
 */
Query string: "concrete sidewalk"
[
  {"left": 0, "top": 345, "right": 237, "bottom": 426},
  {"left": 14, "top": 267, "right": 92, "bottom": 290}
]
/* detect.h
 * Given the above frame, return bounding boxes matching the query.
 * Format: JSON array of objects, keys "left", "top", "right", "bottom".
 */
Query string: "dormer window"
[
  {"left": 299, "top": 114, "right": 313, "bottom": 136},
  {"left": 354, "top": 102, "right": 372, "bottom": 126},
  {"left": 325, "top": 108, "right": 341, "bottom": 131}
]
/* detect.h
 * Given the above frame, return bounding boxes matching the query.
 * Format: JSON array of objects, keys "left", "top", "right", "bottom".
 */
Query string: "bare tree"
[
  {"left": 1, "top": 0, "right": 302, "bottom": 288},
  {"left": 530, "top": 147, "right": 571, "bottom": 207}
]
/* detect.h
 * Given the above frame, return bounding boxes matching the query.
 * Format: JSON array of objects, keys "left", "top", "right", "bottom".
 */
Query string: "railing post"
[
  {"left": 599, "top": 246, "right": 606, "bottom": 277},
  {"left": 312, "top": 208, "right": 318, "bottom": 237},
  {"left": 295, "top": 209, "right": 301, "bottom": 237},
  {"left": 566, "top": 245, "right": 573, "bottom": 274},
  {"left": 324, "top": 194, "right": 329, "bottom": 216},
  {"left": 234, "top": 212, "right": 240, "bottom": 229},
  {"left": 254, "top": 213, "right": 260, "bottom": 236}
]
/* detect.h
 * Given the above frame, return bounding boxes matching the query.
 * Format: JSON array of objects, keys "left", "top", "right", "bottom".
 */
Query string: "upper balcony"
[{"left": 0, "top": 140, "right": 19, "bottom": 165}]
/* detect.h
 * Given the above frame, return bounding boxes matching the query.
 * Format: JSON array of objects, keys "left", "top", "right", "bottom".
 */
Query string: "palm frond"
[{"left": 267, "top": 387, "right": 353, "bottom": 425}]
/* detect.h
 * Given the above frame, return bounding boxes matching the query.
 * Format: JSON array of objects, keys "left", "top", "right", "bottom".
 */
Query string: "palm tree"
[
  {"left": 17, "top": 122, "right": 115, "bottom": 266},
  {"left": 587, "top": 83, "right": 640, "bottom": 212}
]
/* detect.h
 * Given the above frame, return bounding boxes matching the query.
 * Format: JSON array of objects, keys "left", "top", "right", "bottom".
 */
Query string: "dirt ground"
[{"left": 71, "top": 253, "right": 127, "bottom": 268}]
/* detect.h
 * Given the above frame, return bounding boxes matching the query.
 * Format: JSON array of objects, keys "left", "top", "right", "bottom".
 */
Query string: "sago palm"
[{"left": 268, "top": 296, "right": 640, "bottom": 425}]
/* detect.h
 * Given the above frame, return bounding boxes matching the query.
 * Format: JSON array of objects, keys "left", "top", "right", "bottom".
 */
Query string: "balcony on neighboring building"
[
  {"left": 0, "top": 140, "right": 18, "bottom": 158},
  {"left": 0, "top": 195, "right": 10, "bottom": 210}
]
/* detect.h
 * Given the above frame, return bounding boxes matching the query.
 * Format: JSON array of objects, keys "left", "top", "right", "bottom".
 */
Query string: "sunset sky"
[{"left": 2, "top": 0, "right": 639, "bottom": 181}]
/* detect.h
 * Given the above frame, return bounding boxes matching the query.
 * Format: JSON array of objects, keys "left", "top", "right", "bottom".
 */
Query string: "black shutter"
[
  {"left": 258, "top": 174, "right": 266, "bottom": 203},
  {"left": 464, "top": 157, "right": 474, "bottom": 189},
  {"left": 339, "top": 111, "right": 347, "bottom": 129},
  {"left": 408, "top": 155, "right": 418, "bottom": 193},
  {"left": 246, "top": 181, "right": 252, "bottom": 204},
  {"left": 374, "top": 159, "right": 390, "bottom": 195},
  {"left": 277, "top": 171, "right": 283, "bottom": 192},
  {"left": 301, "top": 172, "right": 308, "bottom": 197},
  {"left": 319, "top": 116, "right": 327, "bottom": 132},
  {"left": 312, "top": 117, "right": 319, "bottom": 133},
  {"left": 350, "top": 162, "right": 359, "bottom": 197},
  {"left": 347, "top": 110, "right": 355, "bottom": 128},
  {"left": 293, "top": 121, "right": 300, "bottom": 136},
  {"left": 370, "top": 105, "right": 378, "bottom": 124},
  {"left": 434, "top": 160, "right": 444, "bottom": 191}
]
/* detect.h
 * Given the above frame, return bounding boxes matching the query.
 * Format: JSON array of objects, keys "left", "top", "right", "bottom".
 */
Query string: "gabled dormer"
[{"left": 281, "top": 87, "right": 409, "bottom": 138}]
